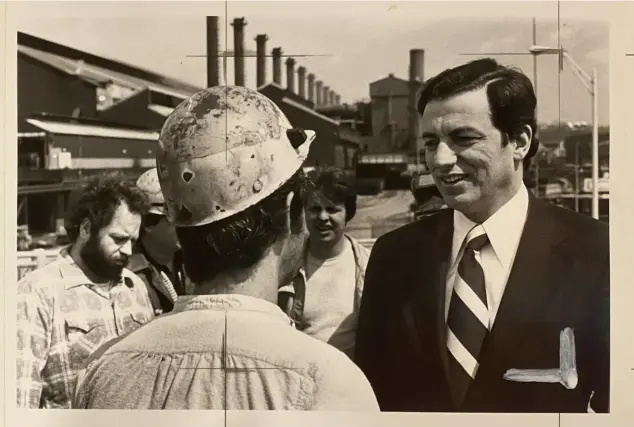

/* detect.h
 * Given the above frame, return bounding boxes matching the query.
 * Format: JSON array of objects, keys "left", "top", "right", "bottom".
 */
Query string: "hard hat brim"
[{"left": 163, "top": 129, "right": 316, "bottom": 227}]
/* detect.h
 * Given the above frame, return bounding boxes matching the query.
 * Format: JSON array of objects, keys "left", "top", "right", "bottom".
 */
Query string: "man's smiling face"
[{"left": 421, "top": 88, "right": 523, "bottom": 221}]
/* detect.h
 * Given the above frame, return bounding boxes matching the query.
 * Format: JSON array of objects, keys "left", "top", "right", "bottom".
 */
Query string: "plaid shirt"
[{"left": 16, "top": 247, "right": 155, "bottom": 408}]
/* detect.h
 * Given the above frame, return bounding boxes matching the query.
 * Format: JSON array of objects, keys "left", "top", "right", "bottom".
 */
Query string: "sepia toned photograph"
[{"left": 10, "top": 0, "right": 612, "bottom": 418}]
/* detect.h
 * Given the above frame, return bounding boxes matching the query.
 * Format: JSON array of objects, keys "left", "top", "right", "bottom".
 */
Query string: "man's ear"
[
  {"left": 513, "top": 124, "right": 533, "bottom": 161},
  {"left": 79, "top": 218, "right": 92, "bottom": 239}
]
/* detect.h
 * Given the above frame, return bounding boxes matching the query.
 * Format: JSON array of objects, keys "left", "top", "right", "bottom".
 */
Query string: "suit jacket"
[{"left": 354, "top": 194, "right": 609, "bottom": 413}]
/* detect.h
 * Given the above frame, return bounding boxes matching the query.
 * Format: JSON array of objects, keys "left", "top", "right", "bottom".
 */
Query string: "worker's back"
[{"left": 73, "top": 294, "right": 379, "bottom": 411}]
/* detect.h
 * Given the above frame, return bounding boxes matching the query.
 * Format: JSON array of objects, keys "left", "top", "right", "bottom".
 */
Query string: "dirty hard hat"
[
  {"left": 156, "top": 86, "right": 315, "bottom": 227},
  {"left": 136, "top": 168, "right": 166, "bottom": 215}
]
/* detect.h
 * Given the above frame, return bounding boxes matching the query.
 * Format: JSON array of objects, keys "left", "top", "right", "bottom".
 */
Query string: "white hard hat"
[
  {"left": 156, "top": 86, "right": 315, "bottom": 227},
  {"left": 136, "top": 168, "right": 166, "bottom": 215}
]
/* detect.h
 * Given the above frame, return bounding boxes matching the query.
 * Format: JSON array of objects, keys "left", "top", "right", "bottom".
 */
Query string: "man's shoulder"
[
  {"left": 373, "top": 209, "right": 452, "bottom": 250},
  {"left": 17, "top": 257, "right": 66, "bottom": 295},
  {"left": 83, "top": 310, "right": 357, "bottom": 375},
  {"left": 126, "top": 252, "right": 150, "bottom": 274},
  {"left": 121, "top": 267, "right": 150, "bottom": 289},
  {"left": 536, "top": 200, "right": 608, "bottom": 247},
  {"left": 280, "top": 325, "right": 364, "bottom": 375}
]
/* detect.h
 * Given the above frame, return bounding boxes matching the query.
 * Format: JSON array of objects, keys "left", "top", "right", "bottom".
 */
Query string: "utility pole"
[{"left": 460, "top": 17, "right": 541, "bottom": 198}]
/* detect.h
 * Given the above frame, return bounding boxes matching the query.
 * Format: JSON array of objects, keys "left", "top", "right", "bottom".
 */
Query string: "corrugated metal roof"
[
  {"left": 281, "top": 97, "right": 340, "bottom": 126},
  {"left": 20, "top": 45, "right": 194, "bottom": 100},
  {"left": 19, "top": 46, "right": 111, "bottom": 86},
  {"left": 26, "top": 118, "right": 159, "bottom": 141},
  {"left": 19, "top": 32, "right": 202, "bottom": 94}
]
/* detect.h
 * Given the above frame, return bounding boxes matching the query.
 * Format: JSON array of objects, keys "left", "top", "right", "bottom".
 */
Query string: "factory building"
[
  {"left": 17, "top": 17, "right": 367, "bottom": 240},
  {"left": 214, "top": 17, "right": 363, "bottom": 171},
  {"left": 364, "top": 49, "right": 425, "bottom": 156},
  {"left": 17, "top": 32, "right": 200, "bottom": 238}
]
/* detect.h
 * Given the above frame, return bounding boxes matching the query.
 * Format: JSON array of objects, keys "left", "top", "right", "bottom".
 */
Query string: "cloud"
[
  {"left": 478, "top": 33, "right": 519, "bottom": 53},
  {"left": 585, "top": 47, "right": 609, "bottom": 63}
]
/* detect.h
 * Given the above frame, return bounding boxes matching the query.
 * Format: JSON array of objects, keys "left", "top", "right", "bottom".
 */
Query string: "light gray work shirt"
[{"left": 73, "top": 294, "right": 379, "bottom": 411}]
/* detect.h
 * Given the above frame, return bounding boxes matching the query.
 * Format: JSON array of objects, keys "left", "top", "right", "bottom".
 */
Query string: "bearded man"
[{"left": 16, "top": 173, "right": 155, "bottom": 408}]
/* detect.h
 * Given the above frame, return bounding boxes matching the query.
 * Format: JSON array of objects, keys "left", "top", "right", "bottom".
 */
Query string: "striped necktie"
[{"left": 446, "top": 225, "right": 490, "bottom": 405}]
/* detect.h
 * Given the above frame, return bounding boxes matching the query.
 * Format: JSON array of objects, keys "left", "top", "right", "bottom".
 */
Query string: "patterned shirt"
[{"left": 16, "top": 247, "right": 155, "bottom": 408}]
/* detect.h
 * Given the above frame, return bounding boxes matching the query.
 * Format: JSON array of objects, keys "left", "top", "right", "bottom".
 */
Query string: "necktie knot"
[{"left": 466, "top": 228, "right": 489, "bottom": 251}]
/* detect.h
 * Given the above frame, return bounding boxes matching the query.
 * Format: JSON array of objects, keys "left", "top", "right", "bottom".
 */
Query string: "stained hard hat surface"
[
  {"left": 157, "top": 86, "right": 315, "bottom": 227},
  {"left": 136, "top": 168, "right": 166, "bottom": 215}
]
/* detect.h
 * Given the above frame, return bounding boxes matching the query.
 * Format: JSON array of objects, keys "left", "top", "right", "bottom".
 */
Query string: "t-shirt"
[{"left": 302, "top": 239, "right": 358, "bottom": 358}]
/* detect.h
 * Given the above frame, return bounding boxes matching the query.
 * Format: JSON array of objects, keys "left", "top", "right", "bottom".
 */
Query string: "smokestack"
[
  {"left": 307, "top": 73, "right": 315, "bottom": 103},
  {"left": 409, "top": 49, "right": 425, "bottom": 149},
  {"left": 328, "top": 90, "right": 335, "bottom": 106},
  {"left": 255, "top": 34, "right": 268, "bottom": 87},
  {"left": 297, "top": 66, "right": 307, "bottom": 98},
  {"left": 285, "top": 58, "right": 296, "bottom": 93},
  {"left": 315, "top": 80, "right": 323, "bottom": 106},
  {"left": 323, "top": 85, "right": 330, "bottom": 106},
  {"left": 206, "top": 16, "right": 220, "bottom": 87},
  {"left": 232, "top": 17, "right": 247, "bottom": 86},
  {"left": 335, "top": 94, "right": 341, "bottom": 105},
  {"left": 272, "top": 47, "right": 282, "bottom": 84}
]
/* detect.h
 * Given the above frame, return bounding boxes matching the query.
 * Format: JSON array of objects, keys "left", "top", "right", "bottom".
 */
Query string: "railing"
[{"left": 17, "top": 248, "right": 61, "bottom": 280}]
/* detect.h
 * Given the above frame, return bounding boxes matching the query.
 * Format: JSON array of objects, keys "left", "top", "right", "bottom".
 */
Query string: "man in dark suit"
[{"left": 354, "top": 58, "right": 609, "bottom": 413}]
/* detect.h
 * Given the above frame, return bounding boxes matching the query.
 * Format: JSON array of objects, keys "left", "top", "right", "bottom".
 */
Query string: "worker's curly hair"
[
  {"left": 177, "top": 169, "right": 312, "bottom": 283},
  {"left": 64, "top": 172, "right": 147, "bottom": 242}
]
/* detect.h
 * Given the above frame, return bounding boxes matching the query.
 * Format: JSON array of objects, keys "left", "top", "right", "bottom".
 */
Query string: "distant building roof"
[
  {"left": 370, "top": 74, "right": 411, "bottom": 98},
  {"left": 25, "top": 113, "right": 159, "bottom": 141},
  {"left": 370, "top": 73, "right": 408, "bottom": 86},
  {"left": 259, "top": 84, "right": 339, "bottom": 126},
  {"left": 258, "top": 82, "right": 315, "bottom": 109},
  {"left": 18, "top": 32, "right": 202, "bottom": 99}
]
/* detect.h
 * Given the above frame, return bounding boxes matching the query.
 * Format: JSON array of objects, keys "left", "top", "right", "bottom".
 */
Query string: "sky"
[{"left": 10, "top": 0, "right": 611, "bottom": 125}]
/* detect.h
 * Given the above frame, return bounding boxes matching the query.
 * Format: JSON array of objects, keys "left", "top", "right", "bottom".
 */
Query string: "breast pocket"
[
  {"left": 130, "top": 312, "right": 151, "bottom": 326},
  {"left": 65, "top": 316, "right": 111, "bottom": 369},
  {"left": 497, "top": 320, "right": 591, "bottom": 407},
  {"left": 116, "top": 311, "right": 152, "bottom": 335}
]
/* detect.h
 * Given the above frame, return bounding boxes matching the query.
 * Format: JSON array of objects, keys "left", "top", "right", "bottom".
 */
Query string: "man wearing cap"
[
  {"left": 73, "top": 86, "right": 379, "bottom": 411},
  {"left": 129, "top": 168, "right": 186, "bottom": 315}
]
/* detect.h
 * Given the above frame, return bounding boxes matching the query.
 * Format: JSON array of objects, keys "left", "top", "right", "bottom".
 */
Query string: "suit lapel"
[
  {"left": 476, "top": 195, "right": 570, "bottom": 374},
  {"left": 401, "top": 211, "right": 454, "bottom": 385}
]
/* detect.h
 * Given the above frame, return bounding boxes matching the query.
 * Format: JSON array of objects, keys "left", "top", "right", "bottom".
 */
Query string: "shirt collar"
[
  {"left": 173, "top": 294, "right": 293, "bottom": 325},
  {"left": 58, "top": 246, "right": 134, "bottom": 290},
  {"left": 452, "top": 184, "right": 529, "bottom": 269}
]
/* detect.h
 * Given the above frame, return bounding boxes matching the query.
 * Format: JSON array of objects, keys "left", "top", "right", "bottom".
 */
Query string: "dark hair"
[
  {"left": 417, "top": 58, "right": 539, "bottom": 166},
  {"left": 65, "top": 172, "right": 147, "bottom": 241},
  {"left": 138, "top": 213, "right": 164, "bottom": 242},
  {"left": 308, "top": 166, "right": 357, "bottom": 222},
  {"left": 176, "top": 169, "right": 311, "bottom": 283}
]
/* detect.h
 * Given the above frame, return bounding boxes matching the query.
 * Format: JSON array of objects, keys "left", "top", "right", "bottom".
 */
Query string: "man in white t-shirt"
[{"left": 279, "top": 167, "right": 370, "bottom": 359}]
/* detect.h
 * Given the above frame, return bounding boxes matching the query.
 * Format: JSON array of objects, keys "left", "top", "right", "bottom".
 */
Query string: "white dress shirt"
[{"left": 445, "top": 184, "right": 530, "bottom": 328}]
